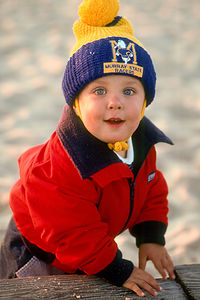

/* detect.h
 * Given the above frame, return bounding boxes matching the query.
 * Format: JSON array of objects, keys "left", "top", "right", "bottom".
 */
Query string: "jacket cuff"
[
  {"left": 95, "top": 249, "right": 134, "bottom": 286},
  {"left": 130, "top": 221, "right": 167, "bottom": 248}
]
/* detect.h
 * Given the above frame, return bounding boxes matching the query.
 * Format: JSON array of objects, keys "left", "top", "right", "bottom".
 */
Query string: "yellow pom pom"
[{"left": 78, "top": 0, "right": 119, "bottom": 27}]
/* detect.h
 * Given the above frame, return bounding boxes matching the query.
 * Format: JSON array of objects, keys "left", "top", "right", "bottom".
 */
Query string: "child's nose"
[{"left": 107, "top": 96, "right": 123, "bottom": 110}]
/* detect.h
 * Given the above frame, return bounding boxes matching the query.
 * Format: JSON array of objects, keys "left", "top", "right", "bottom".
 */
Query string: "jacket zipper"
[{"left": 120, "top": 179, "right": 135, "bottom": 233}]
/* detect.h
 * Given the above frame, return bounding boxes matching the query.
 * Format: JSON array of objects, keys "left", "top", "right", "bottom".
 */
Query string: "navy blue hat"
[
  {"left": 62, "top": 36, "right": 156, "bottom": 107},
  {"left": 62, "top": 0, "right": 156, "bottom": 107}
]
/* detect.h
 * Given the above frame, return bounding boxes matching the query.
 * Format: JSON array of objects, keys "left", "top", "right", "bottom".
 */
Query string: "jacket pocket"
[{"left": 16, "top": 256, "right": 65, "bottom": 278}]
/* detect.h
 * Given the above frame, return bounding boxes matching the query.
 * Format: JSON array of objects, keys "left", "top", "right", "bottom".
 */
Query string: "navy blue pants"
[
  {"left": 0, "top": 218, "right": 32, "bottom": 278},
  {"left": 0, "top": 218, "right": 64, "bottom": 278}
]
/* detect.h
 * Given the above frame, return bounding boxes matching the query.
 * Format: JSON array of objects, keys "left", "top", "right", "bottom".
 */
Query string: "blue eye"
[
  {"left": 94, "top": 88, "right": 106, "bottom": 95},
  {"left": 123, "top": 88, "right": 134, "bottom": 95}
]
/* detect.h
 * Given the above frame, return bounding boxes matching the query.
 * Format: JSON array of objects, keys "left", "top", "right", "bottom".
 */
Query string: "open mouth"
[
  {"left": 105, "top": 118, "right": 124, "bottom": 124},
  {"left": 104, "top": 118, "right": 125, "bottom": 126}
]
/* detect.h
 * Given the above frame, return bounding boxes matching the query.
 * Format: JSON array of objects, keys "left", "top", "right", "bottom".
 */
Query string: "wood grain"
[
  {"left": 175, "top": 264, "right": 200, "bottom": 300},
  {"left": 0, "top": 272, "right": 188, "bottom": 300}
]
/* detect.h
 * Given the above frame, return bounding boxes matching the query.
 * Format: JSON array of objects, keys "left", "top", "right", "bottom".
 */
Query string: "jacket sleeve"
[
  {"left": 11, "top": 154, "right": 133, "bottom": 285},
  {"left": 130, "top": 146, "right": 169, "bottom": 247},
  {"left": 95, "top": 249, "right": 133, "bottom": 286}
]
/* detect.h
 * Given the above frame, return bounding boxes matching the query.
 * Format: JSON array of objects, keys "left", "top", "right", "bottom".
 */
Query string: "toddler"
[{"left": 0, "top": 0, "right": 175, "bottom": 297}]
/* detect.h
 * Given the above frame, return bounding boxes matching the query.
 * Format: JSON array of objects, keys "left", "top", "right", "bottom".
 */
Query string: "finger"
[
  {"left": 146, "top": 276, "right": 162, "bottom": 293},
  {"left": 123, "top": 282, "right": 145, "bottom": 297},
  {"left": 125, "top": 267, "right": 162, "bottom": 296},
  {"left": 132, "top": 284, "right": 145, "bottom": 297},
  {"left": 167, "top": 267, "right": 176, "bottom": 280},
  {"left": 137, "top": 280, "right": 159, "bottom": 297},
  {"left": 137, "top": 269, "right": 162, "bottom": 292},
  {"left": 153, "top": 261, "right": 167, "bottom": 280},
  {"left": 139, "top": 254, "right": 147, "bottom": 270},
  {"left": 164, "top": 254, "right": 176, "bottom": 280}
]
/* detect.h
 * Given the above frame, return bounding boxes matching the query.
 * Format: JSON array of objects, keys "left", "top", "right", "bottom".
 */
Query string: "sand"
[{"left": 0, "top": 0, "right": 200, "bottom": 277}]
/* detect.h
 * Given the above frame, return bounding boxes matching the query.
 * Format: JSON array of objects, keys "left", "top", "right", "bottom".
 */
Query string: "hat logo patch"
[
  {"left": 114, "top": 40, "right": 136, "bottom": 65},
  {"left": 103, "top": 39, "right": 143, "bottom": 77}
]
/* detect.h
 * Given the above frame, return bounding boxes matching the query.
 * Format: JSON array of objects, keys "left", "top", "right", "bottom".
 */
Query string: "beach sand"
[{"left": 0, "top": 0, "right": 200, "bottom": 277}]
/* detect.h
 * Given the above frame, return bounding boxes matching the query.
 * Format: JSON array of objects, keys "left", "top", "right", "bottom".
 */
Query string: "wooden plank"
[
  {"left": 0, "top": 274, "right": 187, "bottom": 300},
  {"left": 175, "top": 264, "right": 200, "bottom": 300}
]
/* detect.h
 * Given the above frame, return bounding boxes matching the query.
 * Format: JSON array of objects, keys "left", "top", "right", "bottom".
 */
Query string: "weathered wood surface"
[
  {"left": 0, "top": 264, "right": 199, "bottom": 300},
  {"left": 0, "top": 275, "right": 186, "bottom": 300},
  {"left": 175, "top": 264, "right": 200, "bottom": 300}
]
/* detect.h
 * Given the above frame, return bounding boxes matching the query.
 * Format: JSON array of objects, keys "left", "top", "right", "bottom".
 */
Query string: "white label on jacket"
[{"left": 148, "top": 171, "right": 156, "bottom": 183}]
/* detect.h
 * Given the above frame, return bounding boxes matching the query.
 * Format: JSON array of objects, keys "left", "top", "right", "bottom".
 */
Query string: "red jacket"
[{"left": 10, "top": 105, "right": 173, "bottom": 284}]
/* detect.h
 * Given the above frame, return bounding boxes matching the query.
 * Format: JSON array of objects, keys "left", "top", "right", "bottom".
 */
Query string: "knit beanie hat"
[{"left": 62, "top": 0, "right": 156, "bottom": 107}]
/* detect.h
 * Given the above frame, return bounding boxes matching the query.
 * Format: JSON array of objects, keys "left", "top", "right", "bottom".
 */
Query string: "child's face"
[{"left": 75, "top": 75, "right": 145, "bottom": 144}]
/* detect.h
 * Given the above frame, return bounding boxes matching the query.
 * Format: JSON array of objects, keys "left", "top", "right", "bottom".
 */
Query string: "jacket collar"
[
  {"left": 132, "top": 116, "right": 173, "bottom": 176},
  {"left": 56, "top": 105, "right": 173, "bottom": 180}
]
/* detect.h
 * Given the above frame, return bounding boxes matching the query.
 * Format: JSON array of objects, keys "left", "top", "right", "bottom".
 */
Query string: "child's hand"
[
  {"left": 138, "top": 243, "right": 175, "bottom": 280},
  {"left": 123, "top": 266, "right": 162, "bottom": 297}
]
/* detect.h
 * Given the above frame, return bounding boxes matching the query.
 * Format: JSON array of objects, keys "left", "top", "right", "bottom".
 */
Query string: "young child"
[{"left": 0, "top": 0, "right": 175, "bottom": 297}]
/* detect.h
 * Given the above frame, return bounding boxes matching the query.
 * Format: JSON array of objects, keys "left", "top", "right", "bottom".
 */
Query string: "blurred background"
[{"left": 0, "top": 0, "right": 200, "bottom": 277}]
